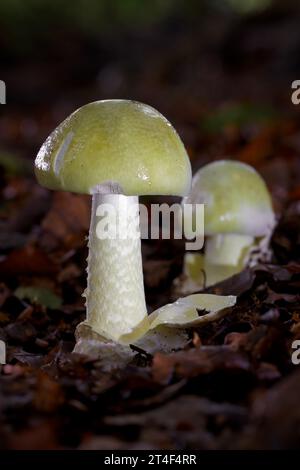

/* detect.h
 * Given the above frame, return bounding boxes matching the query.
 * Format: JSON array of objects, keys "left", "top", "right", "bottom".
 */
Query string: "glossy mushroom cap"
[
  {"left": 35, "top": 100, "right": 192, "bottom": 196},
  {"left": 183, "top": 160, "right": 275, "bottom": 237}
]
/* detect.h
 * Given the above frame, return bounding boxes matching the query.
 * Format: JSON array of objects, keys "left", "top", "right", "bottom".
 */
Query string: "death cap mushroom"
[
  {"left": 35, "top": 99, "right": 192, "bottom": 343},
  {"left": 181, "top": 160, "right": 275, "bottom": 289}
]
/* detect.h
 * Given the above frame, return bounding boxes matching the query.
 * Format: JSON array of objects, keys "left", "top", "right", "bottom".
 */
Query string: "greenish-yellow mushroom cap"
[
  {"left": 184, "top": 160, "right": 275, "bottom": 237},
  {"left": 35, "top": 100, "right": 192, "bottom": 196}
]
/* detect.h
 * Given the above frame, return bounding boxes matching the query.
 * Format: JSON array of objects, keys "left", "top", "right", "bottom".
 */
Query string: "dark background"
[{"left": 1, "top": 0, "right": 300, "bottom": 170}]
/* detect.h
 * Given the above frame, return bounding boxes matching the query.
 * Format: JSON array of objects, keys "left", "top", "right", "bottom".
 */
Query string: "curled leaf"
[
  {"left": 147, "top": 293, "right": 237, "bottom": 328},
  {"left": 74, "top": 293, "right": 236, "bottom": 368}
]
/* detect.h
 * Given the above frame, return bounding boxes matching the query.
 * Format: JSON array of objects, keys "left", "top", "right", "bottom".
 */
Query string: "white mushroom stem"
[
  {"left": 205, "top": 234, "right": 254, "bottom": 267},
  {"left": 84, "top": 193, "right": 147, "bottom": 341}
]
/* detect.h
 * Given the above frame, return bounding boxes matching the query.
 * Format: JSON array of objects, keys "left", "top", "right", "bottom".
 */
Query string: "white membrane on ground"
[{"left": 74, "top": 293, "right": 236, "bottom": 369}]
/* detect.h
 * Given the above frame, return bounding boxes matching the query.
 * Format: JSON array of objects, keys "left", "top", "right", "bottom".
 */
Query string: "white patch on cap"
[
  {"left": 137, "top": 166, "right": 150, "bottom": 182},
  {"left": 54, "top": 131, "right": 74, "bottom": 176},
  {"left": 35, "top": 135, "right": 52, "bottom": 171},
  {"left": 238, "top": 204, "right": 275, "bottom": 236},
  {"left": 136, "top": 101, "right": 172, "bottom": 126},
  {"left": 137, "top": 102, "right": 160, "bottom": 118}
]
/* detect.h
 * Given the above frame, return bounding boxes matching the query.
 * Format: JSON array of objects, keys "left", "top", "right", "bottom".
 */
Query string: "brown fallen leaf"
[
  {"left": 5, "top": 420, "right": 61, "bottom": 450},
  {"left": 204, "top": 269, "right": 256, "bottom": 297},
  {"left": 255, "top": 362, "right": 281, "bottom": 382},
  {"left": 5, "top": 321, "right": 37, "bottom": 344},
  {"left": 237, "top": 124, "right": 277, "bottom": 167},
  {"left": 40, "top": 192, "right": 90, "bottom": 250},
  {"left": 2, "top": 185, "right": 50, "bottom": 234},
  {"left": 152, "top": 346, "right": 250, "bottom": 384},
  {"left": 0, "top": 245, "right": 57, "bottom": 276},
  {"left": 230, "top": 369, "right": 300, "bottom": 449},
  {"left": 272, "top": 202, "right": 300, "bottom": 264},
  {"left": 34, "top": 371, "right": 64, "bottom": 413},
  {"left": 104, "top": 395, "right": 247, "bottom": 450},
  {"left": 265, "top": 289, "right": 299, "bottom": 305}
]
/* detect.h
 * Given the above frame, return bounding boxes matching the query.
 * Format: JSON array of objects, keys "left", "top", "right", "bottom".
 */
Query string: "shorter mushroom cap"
[
  {"left": 183, "top": 160, "right": 275, "bottom": 237},
  {"left": 35, "top": 100, "right": 192, "bottom": 197}
]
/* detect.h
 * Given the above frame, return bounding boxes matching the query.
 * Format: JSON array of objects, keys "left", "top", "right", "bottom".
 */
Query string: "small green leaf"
[
  {"left": 15, "top": 286, "right": 62, "bottom": 309},
  {"left": 0, "top": 151, "right": 32, "bottom": 176},
  {"left": 201, "top": 103, "right": 277, "bottom": 134}
]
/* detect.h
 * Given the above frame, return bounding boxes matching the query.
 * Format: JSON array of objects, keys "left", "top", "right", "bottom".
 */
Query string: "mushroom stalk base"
[
  {"left": 205, "top": 234, "right": 254, "bottom": 267},
  {"left": 80, "top": 193, "right": 147, "bottom": 341}
]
